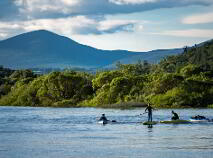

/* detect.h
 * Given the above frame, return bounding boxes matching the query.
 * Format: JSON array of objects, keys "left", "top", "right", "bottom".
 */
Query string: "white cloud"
[
  {"left": 14, "top": 0, "right": 79, "bottom": 15},
  {"left": 98, "top": 20, "right": 137, "bottom": 31},
  {"left": 0, "top": 33, "right": 8, "bottom": 39},
  {"left": 22, "top": 17, "right": 140, "bottom": 35},
  {"left": 182, "top": 12, "right": 213, "bottom": 24},
  {"left": 23, "top": 16, "right": 98, "bottom": 35},
  {"left": 154, "top": 29, "right": 213, "bottom": 38},
  {"left": 0, "top": 23, "right": 21, "bottom": 29},
  {"left": 60, "top": 0, "right": 79, "bottom": 6},
  {"left": 2, "top": 0, "right": 211, "bottom": 21},
  {"left": 109, "top": 0, "right": 157, "bottom": 5},
  {"left": 0, "top": 16, "right": 143, "bottom": 40}
]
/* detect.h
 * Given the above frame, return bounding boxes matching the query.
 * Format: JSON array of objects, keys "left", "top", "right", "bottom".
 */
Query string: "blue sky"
[{"left": 0, "top": 0, "right": 213, "bottom": 51}]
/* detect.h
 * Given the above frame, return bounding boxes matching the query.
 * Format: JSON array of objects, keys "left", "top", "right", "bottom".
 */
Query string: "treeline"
[
  {"left": 0, "top": 40, "right": 213, "bottom": 108},
  {"left": 0, "top": 66, "right": 15, "bottom": 97}
]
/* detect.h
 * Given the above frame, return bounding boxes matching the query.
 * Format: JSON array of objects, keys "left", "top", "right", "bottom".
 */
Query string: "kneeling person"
[
  {"left": 99, "top": 114, "right": 108, "bottom": 122},
  {"left": 171, "top": 110, "right": 179, "bottom": 120}
]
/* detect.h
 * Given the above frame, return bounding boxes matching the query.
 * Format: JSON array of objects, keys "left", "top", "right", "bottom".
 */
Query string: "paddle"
[{"left": 139, "top": 112, "right": 148, "bottom": 116}]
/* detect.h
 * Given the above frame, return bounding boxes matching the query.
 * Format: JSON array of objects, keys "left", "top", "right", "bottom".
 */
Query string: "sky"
[{"left": 0, "top": 0, "right": 213, "bottom": 52}]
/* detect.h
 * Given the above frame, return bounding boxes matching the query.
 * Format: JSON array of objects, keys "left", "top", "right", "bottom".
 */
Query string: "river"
[{"left": 0, "top": 106, "right": 213, "bottom": 158}]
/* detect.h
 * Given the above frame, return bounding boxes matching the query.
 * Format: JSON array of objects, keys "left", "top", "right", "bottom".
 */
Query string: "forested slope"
[{"left": 0, "top": 40, "right": 213, "bottom": 108}]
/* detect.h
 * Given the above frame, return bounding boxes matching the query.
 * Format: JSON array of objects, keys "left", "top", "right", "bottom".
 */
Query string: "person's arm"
[
  {"left": 99, "top": 116, "right": 103, "bottom": 121},
  {"left": 145, "top": 107, "right": 147, "bottom": 112},
  {"left": 177, "top": 113, "right": 180, "bottom": 119},
  {"left": 103, "top": 116, "right": 108, "bottom": 121}
]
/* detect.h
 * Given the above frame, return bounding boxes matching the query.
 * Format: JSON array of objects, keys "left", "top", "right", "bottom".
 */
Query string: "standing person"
[
  {"left": 145, "top": 104, "right": 154, "bottom": 122},
  {"left": 171, "top": 110, "right": 179, "bottom": 120}
]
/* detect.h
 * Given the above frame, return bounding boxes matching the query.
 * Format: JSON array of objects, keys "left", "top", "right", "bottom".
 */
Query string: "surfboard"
[
  {"left": 160, "top": 119, "right": 190, "bottom": 124},
  {"left": 143, "top": 121, "right": 158, "bottom": 125},
  {"left": 98, "top": 120, "right": 117, "bottom": 124},
  {"left": 98, "top": 120, "right": 108, "bottom": 124},
  {"left": 189, "top": 119, "right": 209, "bottom": 123}
]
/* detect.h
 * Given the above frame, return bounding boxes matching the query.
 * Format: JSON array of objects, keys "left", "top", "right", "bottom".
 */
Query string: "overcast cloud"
[
  {"left": 0, "top": 0, "right": 213, "bottom": 51},
  {"left": 1, "top": 0, "right": 212, "bottom": 21}
]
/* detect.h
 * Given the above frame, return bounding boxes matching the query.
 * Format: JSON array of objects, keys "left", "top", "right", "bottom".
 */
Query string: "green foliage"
[
  {"left": 150, "top": 87, "right": 202, "bottom": 107},
  {"left": 208, "top": 104, "right": 213, "bottom": 108},
  {"left": 92, "top": 70, "right": 123, "bottom": 90},
  {"left": 1, "top": 40, "right": 213, "bottom": 108},
  {"left": 0, "top": 84, "right": 12, "bottom": 96},
  {"left": 145, "top": 73, "right": 184, "bottom": 95},
  {"left": 0, "top": 71, "right": 93, "bottom": 107},
  {"left": 0, "top": 66, "right": 14, "bottom": 78},
  {"left": 159, "top": 40, "right": 213, "bottom": 73},
  {"left": 159, "top": 55, "right": 179, "bottom": 73},
  {"left": 116, "top": 60, "right": 151, "bottom": 75},
  {"left": 9, "top": 70, "right": 36, "bottom": 81},
  {"left": 180, "top": 64, "right": 201, "bottom": 77}
]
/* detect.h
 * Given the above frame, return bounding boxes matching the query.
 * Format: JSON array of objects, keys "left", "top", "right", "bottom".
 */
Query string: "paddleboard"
[
  {"left": 98, "top": 120, "right": 108, "bottom": 124},
  {"left": 160, "top": 119, "right": 190, "bottom": 124},
  {"left": 143, "top": 121, "right": 158, "bottom": 125},
  {"left": 98, "top": 120, "right": 117, "bottom": 124},
  {"left": 189, "top": 119, "right": 209, "bottom": 123}
]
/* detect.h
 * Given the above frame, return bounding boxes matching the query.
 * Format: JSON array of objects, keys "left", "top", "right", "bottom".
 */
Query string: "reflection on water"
[
  {"left": 0, "top": 106, "right": 213, "bottom": 158},
  {"left": 147, "top": 125, "right": 153, "bottom": 130}
]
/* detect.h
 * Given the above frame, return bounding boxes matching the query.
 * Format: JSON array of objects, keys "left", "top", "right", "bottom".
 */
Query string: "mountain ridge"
[
  {"left": 0, "top": 30, "right": 142, "bottom": 69},
  {"left": 0, "top": 29, "right": 198, "bottom": 69}
]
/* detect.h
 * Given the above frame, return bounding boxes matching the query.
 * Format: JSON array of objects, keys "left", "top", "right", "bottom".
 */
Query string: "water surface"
[{"left": 0, "top": 106, "right": 213, "bottom": 158}]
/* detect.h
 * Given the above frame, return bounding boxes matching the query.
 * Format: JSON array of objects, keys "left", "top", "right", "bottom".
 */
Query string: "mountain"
[
  {"left": 173, "top": 40, "right": 213, "bottom": 68},
  {"left": 0, "top": 30, "right": 139, "bottom": 69},
  {"left": 104, "top": 48, "right": 183, "bottom": 68},
  {"left": 158, "top": 39, "right": 213, "bottom": 73},
  {"left": 0, "top": 30, "right": 183, "bottom": 69}
]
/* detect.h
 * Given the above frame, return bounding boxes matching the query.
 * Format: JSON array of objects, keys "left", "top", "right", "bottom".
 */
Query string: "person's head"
[
  {"left": 102, "top": 114, "right": 105, "bottom": 116},
  {"left": 172, "top": 110, "right": 174, "bottom": 114}
]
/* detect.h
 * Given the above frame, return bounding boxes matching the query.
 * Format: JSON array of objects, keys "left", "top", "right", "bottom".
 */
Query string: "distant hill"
[
  {"left": 180, "top": 40, "right": 213, "bottom": 67},
  {"left": 105, "top": 48, "right": 183, "bottom": 68},
  {"left": 0, "top": 30, "right": 185, "bottom": 69},
  {"left": 0, "top": 30, "right": 140, "bottom": 69},
  {"left": 158, "top": 39, "right": 213, "bottom": 72}
]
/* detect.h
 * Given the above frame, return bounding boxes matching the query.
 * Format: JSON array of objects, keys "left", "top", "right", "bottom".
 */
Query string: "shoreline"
[{"left": 0, "top": 102, "right": 212, "bottom": 109}]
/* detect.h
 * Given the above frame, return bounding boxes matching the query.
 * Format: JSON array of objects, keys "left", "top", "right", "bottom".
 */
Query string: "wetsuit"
[
  {"left": 191, "top": 115, "right": 206, "bottom": 120},
  {"left": 99, "top": 115, "right": 108, "bottom": 121},
  {"left": 145, "top": 106, "right": 153, "bottom": 122},
  {"left": 172, "top": 112, "right": 179, "bottom": 120}
]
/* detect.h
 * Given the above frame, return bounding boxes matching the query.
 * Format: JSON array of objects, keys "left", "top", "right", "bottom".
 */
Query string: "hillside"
[
  {"left": 0, "top": 30, "right": 183, "bottom": 69},
  {"left": 105, "top": 48, "right": 183, "bottom": 68},
  {"left": 1, "top": 39, "right": 213, "bottom": 108},
  {"left": 180, "top": 40, "right": 213, "bottom": 69},
  {"left": 0, "top": 30, "right": 140, "bottom": 69},
  {"left": 159, "top": 40, "right": 213, "bottom": 72}
]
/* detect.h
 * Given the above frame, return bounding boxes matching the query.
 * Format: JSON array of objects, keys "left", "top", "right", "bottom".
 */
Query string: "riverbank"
[
  {"left": 1, "top": 102, "right": 212, "bottom": 109},
  {"left": 0, "top": 102, "right": 146, "bottom": 109}
]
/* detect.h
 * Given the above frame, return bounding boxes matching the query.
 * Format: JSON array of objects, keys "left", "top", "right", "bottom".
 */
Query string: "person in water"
[
  {"left": 145, "top": 104, "right": 154, "bottom": 122},
  {"left": 191, "top": 115, "right": 207, "bottom": 120},
  {"left": 99, "top": 114, "right": 108, "bottom": 122},
  {"left": 171, "top": 110, "right": 179, "bottom": 120}
]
